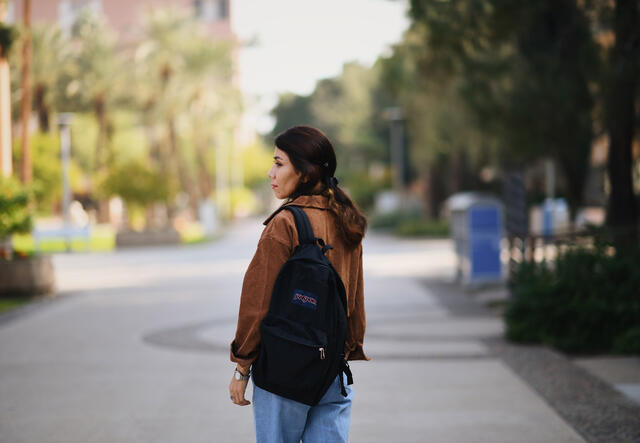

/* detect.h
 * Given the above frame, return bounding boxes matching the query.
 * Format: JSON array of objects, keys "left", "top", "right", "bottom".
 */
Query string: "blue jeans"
[{"left": 252, "top": 375, "right": 353, "bottom": 443}]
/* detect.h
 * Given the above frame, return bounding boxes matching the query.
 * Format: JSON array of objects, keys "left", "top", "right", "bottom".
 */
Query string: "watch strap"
[{"left": 234, "top": 368, "right": 250, "bottom": 381}]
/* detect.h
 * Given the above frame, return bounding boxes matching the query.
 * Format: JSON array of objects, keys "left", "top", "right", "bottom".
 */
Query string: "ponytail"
[{"left": 322, "top": 178, "right": 367, "bottom": 248}]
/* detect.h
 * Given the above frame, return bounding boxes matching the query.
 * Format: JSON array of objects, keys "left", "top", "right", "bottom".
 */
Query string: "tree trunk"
[
  {"left": 195, "top": 138, "right": 213, "bottom": 198},
  {"left": 34, "top": 83, "right": 49, "bottom": 132},
  {"left": 93, "top": 92, "right": 111, "bottom": 223},
  {"left": 19, "top": 0, "right": 32, "bottom": 184},
  {"left": 167, "top": 117, "right": 199, "bottom": 217},
  {"left": 94, "top": 92, "right": 107, "bottom": 171},
  {"left": 606, "top": 0, "right": 639, "bottom": 246}
]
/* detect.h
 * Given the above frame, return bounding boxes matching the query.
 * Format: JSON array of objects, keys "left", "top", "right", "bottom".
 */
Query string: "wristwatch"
[{"left": 234, "top": 368, "right": 250, "bottom": 381}]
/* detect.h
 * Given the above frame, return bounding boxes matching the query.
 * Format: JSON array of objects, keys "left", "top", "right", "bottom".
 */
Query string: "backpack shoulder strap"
[{"left": 283, "top": 205, "right": 315, "bottom": 244}]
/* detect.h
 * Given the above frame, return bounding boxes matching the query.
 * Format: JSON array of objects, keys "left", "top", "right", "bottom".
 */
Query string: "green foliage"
[
  {"left": 270, "top": 62, "right": 391, "bottom": 171},
  {"left": 505, "top": 245, "right": 640, "bottom": 354},
  {"left": 0, "top": 177, "right": 33, "bottom": 241},
  {"left": 369, "top": 208, "right": 421, "bottom": 230},
  {"left": 98, "top": 159, "right": 174, "bottom": 210},
  {"left": 242, "top": 143, "right": 273, "bottom": 189},
  {"left": 404, "top": 0, "right": 600, "bottom": 214},
  {"left": 346, "top": 169, "right": 391, "bottom": 212},
  {"left": 394, "top": 219, "right": 450, "bottom": 237},
  {"left": 368, "top": 205, "right": 449, "bottom": 237},
  {"left": 0, "top": 295, "right": 36, "bottom": 315},
  {"left": 12, "top": 133, "right": 62, "bottom": 213},
  {"left": 270, "top": 93, "right": 314, "bottom": 137}
]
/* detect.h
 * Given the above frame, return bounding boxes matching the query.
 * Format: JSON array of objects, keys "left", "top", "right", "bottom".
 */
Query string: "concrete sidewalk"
[{"left": 0, "top": 224, "right": 638, "bottom": 442}]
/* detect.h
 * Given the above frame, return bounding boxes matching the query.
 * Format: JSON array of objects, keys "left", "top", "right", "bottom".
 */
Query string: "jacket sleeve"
[
  {"left": 230, "top": 216, "right": 294, "bottom": 368},
  {"left": 345, "top": 245, "right": 369, "bottom": 361}
]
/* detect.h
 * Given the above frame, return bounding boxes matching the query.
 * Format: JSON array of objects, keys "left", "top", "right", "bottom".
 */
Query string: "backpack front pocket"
[{"left": 258, "top": 315, "right": 329, "bottom": 390}]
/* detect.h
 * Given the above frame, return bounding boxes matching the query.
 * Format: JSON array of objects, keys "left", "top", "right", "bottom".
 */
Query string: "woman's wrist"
[{"left": 236, "top": 364, "right": 250, "bottom": 376}]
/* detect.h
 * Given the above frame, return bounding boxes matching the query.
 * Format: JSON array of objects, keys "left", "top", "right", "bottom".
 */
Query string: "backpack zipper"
[{"left": 319, "top": 347, "right": 326, "bottom": 360}]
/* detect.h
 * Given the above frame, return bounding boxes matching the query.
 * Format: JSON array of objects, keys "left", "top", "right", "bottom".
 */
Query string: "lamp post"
[
  {"left": 385, "top": 106, "right": 406, "bottom": 195},
  {"left": 58, "top": 113, "right": 73, "bottom": 252}
]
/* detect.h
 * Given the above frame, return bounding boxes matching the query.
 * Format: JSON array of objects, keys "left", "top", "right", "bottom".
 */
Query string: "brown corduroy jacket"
[{"left": 230, "top": 194, "right": 368, "bottom": 370}]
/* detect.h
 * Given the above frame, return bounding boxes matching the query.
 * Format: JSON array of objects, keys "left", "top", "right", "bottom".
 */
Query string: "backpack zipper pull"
[{"left": 319, "top": 347, "right": 326, "bottom": 360}]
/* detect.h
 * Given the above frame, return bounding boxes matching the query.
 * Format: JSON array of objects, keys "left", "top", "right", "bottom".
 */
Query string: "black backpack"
[{"left": 252, "top": 205, "right": 353, "bottom": 406}]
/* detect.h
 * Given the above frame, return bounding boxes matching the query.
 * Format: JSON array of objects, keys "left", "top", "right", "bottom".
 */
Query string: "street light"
[{"left": 384, "top": 106, "right": 406, "bottom": 195}]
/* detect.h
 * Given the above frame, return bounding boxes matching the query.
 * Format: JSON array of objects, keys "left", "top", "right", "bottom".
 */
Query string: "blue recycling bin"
[{"left": 446, "top": 192, "right": 504, "bottom": 285}]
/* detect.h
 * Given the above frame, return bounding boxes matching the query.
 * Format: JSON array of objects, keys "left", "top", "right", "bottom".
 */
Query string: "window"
[
  {"left": 58, "top": 0, "right": 103, "bottom": 34},
  {"left": 194, "top": 0, "right": 228, "bottom": 22}
]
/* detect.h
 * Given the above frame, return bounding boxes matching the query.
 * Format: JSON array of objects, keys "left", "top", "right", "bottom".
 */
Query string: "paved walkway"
[{"left": 0, "top": 220, "right": 638, "bottom": 442}]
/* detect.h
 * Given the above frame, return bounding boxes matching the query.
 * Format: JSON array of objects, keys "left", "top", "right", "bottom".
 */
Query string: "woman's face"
[{"left": 268, "top": 147, "right": 302, "bottom": 199}]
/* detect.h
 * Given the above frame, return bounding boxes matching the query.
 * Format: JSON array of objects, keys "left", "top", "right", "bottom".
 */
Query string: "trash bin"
[
  {"left": 445, "top": 192, "right": 504, "bottom": 285},
  {"left": 529, "top": 198, "right": 569, "bottom": 237}
]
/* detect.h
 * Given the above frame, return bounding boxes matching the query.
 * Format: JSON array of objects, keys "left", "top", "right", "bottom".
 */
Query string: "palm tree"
[
  {"left": 30, "top": 24, "right": 70, "bottom": 132},
  {"left": 134, "top": 8, "right": 240, "bottom": 219},
  {"left": 64, "top": 11, "right": 122, "bottom": 172}
]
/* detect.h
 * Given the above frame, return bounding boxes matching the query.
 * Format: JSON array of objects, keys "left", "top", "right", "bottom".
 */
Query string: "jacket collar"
[{"left": 263, "top": 194, "right": 329, "bottom": 225}]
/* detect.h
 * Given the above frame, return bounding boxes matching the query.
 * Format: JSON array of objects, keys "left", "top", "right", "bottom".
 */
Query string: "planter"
[
  {"left": 0, "top": 254, "right": 55, "bottom": 296},
  {"left": 115, "top": 229, "right": 182, "bottom": 248}
]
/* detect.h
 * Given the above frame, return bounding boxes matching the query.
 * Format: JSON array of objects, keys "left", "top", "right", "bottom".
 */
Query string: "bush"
[
  {"left": 347, "top": 171, "right": 391, "bottom": 213},
  {"left": 505, "top": 245, "right": 640, "bottom": 354},
  {"left": 0, "top": 177, "right": 33, "bottom": 241},
  {"left": 0, "top": 177, "right": 34, "bottom": 259},
  {"left": 368, "top": 208, "right": 421, "bottom": 230},
  {"left": 394, "top": 219, "right": 450, "bottom": 237}
]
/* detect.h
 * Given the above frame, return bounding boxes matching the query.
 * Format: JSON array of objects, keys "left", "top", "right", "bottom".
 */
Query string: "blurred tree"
[
  {"left": 270, "top": 62, "right": 390, "bottom": 187},
  {"left": 270, "top": 93, "right": 313, "bottom": 138},
  {"left": 601, "top": 0, "right": 639, "bottom": 243},
  {"left": 63, "top": 11, "right": 121, "bottom": 173},
  {"left": 30, "top": 25, "right": 69, "bottom": 132},
  {"left": 12, "top": 131, "right": 61, "bottom": 212},
  {"left": 97, "top": 158, "right": 174, "bottom": 229},
  {"left": 310, "top": 62, "right": 387, "bottom": 170},
  {"left": 0, "top": 176, "right": 33, "bottom": 258},
  {"left": 408, "top": 0, "right": 599, "bottom": 218},
  {"left": 133, "top": 8, "right": 239, "bottom": 219},
  {"left": 380, "top": 23, "right": 491, "bottom": 217}
]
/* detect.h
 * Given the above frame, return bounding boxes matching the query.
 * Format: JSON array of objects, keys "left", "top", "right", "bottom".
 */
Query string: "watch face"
[{"left": 234, "top": 371, "right": 241, "bottom": 380}]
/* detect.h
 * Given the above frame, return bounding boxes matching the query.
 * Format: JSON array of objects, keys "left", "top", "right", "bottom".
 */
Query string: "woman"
[{"left": 229, "top": 125, "right": 368, "bottom": 442}]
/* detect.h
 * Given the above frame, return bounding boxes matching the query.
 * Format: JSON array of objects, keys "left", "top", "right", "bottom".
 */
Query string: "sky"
[{"left": 231, "top": 0, "right": 410, "bottom": 134}]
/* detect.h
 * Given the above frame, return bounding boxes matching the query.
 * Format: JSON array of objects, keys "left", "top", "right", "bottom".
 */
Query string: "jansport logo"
[{"left": 291, "top": 289, "right": 318, "bottom": 310}]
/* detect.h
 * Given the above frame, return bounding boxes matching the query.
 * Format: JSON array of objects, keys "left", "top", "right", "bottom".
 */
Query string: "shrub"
[
  {"left": 347, "top": 171, "right": 391, "bottom": 213},
  {"left": 394, "top": 219, "right": 450, "bottom": 237},
  {"left": 368, "top": 208, "right": 421, "bottom": 230},
  {"left": 0, "top": 177, "right": 34, "bottom": 259},
  {"left": 505, "top": 244, "right": 640, "bottom": 354}
]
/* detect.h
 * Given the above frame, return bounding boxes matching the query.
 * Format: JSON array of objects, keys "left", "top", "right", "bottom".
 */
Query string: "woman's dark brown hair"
[{"left": 275, "top": 125, "right": 367, "bottom": 248}]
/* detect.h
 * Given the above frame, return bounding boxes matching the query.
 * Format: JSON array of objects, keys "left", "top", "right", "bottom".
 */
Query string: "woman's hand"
[{"left": 229, "top": 370, "right": 251, "bottom": 406}]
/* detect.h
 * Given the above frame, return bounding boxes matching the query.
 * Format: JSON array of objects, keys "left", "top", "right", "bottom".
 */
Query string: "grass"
[
  {"left": 11, "top": 222, "right": 209, "bottom": 253},
  {"left": 0, "top": 295, "right": 36, "bottom": 315},
  {"left": 179, "top": 222, "right": 208, "bottom": 245},
  {"left": 12, "top": 224, "right": 116, "bottom": 253},
  {"left": 394, "top": 219, "right": 450, "bottom": 237}
]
